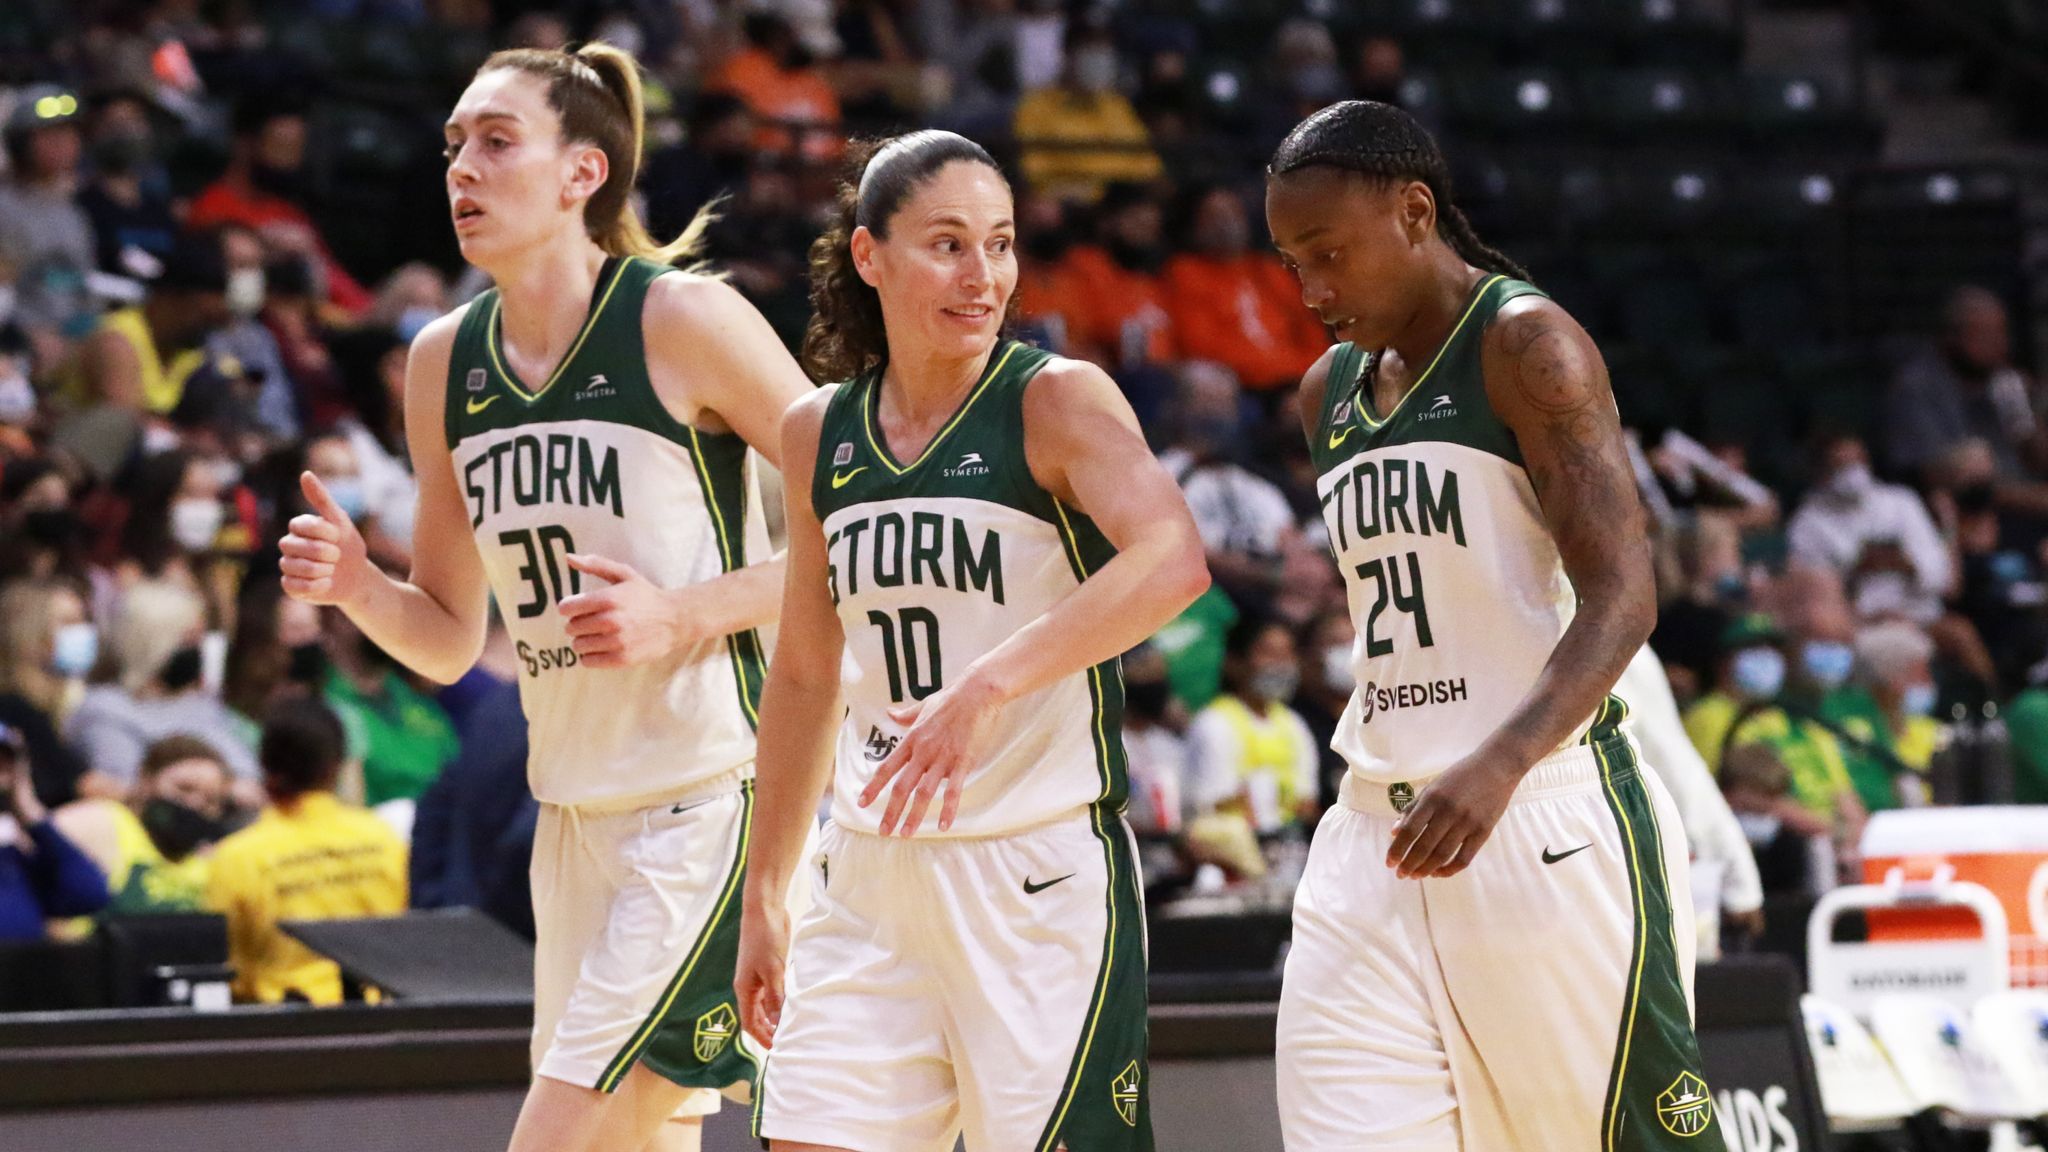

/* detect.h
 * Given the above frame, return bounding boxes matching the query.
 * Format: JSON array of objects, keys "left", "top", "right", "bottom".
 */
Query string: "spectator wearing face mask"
[
  {"left": 1648, "top": 512, "right": 1746, "bottom": 704},
  {"left": 1063, "top": 183, "right": 1177, "bottom": 378},
  {"left": 65, "top": 579, "right": 260, "bottom": 797},
  {"left": 1294, "top": 609, "right": 1356, "bottom": 808},
  {"left": 51, "top": 734, "right": 233, "bottom": 917},
  {"left": 1719, "top": 743, "right": 1833, "bottom": 898},
  {"left": 1821, "top": 623, "right": 1944, "bottom": 812},
  {"left": 1684, "top": 614, "right": 1866, "bottom": 848},
  {"left": 1788, "top": 433, "right": 1953, "bottom": 623},
  {"left": 221, "top": 585, "right": 328, "bottom": 749},
  {"left": 75, "top": 88, "right": 177, "bottom": 280},
  {"left": 0, "top": 85, "right": 97, "bottom": 345},
  {"left": 187, "top": 101, "right": 371, "bottom": 317},
  {"left": 1188, "top": 614, "right": 1320, "bottom": 834},
  {"left": 1159, "top": 360, "right": 1302, "bottom": 608},
  {"left": 1013, "top": 20, "right": 1163, "bottom": 202},
  {"left": 56, "top": 229, "right": 233, "bottom": 445},
  {"left": 0, "top": 577, "right": 102, "bottom": 805},
  {"left": 1162, "top": 184, "right": 1329, "bottom": 393},
  {"left": 202, "top": 223, "right": 300, "bottom": 442},
  {"left": 1117, "top": 643, "right": 1192, "bottom": 895}
]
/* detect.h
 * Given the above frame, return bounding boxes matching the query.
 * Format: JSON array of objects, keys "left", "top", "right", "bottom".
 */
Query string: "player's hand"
[
  {"left": 734, "top": 896, "right": 790, "bottom": 1047},
  {"left": 1387, "top": 752, "right": 1520, "bottom": 879},
  {"left": 559, "top": 554, "right": 690, "bottom": 669},
  {"left": 859, "top": 671, "right": 1006, "bottom": 836},
  {"left": 280, "top": 472, "right": 372, "bottom": 609}
]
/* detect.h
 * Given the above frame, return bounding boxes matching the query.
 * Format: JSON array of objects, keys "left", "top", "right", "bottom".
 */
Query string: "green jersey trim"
[
  {"left": 1352, "top": 273, "right": 1504, "bottom": 429},
  {"left": 860, "top": 342, "right": 1024, "bottom": 476},
  {"left": 484, "top": 258, "right": 633, "bottom": 404},
  {"left": 687, "top": 425, "right": 766, "bottom": 730},
  {"left": 1051, "top": 498, "right": 1124, "bottom": 805}
]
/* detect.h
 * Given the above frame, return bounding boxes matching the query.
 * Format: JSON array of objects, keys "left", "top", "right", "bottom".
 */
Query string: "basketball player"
[
  {"left": 732, "top": 130, "right": 1208, "bottom": 1151},
  {"left": 1264, "top": 101, "right": 1723, "bottom": 1149},
  {"left": 278, "top": 44, "right": 812, "bottom": 1152}
]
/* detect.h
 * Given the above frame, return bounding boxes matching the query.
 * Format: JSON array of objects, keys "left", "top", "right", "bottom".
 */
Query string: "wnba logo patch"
[
  {"left": 1656, "top": 1071, "right": 1713, "bottom": 1137},
  {"left": 1387, "top": 782, "right": 1416, "bottom": 813},
  {"left": 693, "top": 1003, "right": 737, "bottom": 1062},
  {"left": 1110, "top": 1060, "right": 1141, "bottom": 1127}
]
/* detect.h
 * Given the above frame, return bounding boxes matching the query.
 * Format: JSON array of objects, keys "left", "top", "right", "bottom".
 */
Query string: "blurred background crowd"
[{"left": 0, "top": 0, "right": 2045, "bottom": 1002}]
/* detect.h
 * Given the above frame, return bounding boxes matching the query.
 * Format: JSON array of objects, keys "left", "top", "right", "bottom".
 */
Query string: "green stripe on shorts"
[
  {"left": 1034, "top": 808, "right": 1153, "bottom": 1152},
  {"left": 1593, "top": 736, "right": 1722, "bottom": 1149},
  {"left": 595, "top": 782, "right": 756, "bottom": 1094}
]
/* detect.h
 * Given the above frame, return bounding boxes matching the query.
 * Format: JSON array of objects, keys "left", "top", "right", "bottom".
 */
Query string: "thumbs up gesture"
[
  {"left": 280, "top": 472, "right": 371, "bottom": 609},
  {"left": 559, "top": 553, "right": 688, "bottom": 670}
]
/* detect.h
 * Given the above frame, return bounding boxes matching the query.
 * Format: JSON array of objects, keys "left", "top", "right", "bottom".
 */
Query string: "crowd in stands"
[{"left": 0, "top": 0, "right": 2042, "bottom": 1000}]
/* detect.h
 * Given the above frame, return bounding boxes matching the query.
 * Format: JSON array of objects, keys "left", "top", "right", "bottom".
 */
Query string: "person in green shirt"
[
  {"left": 1821, "top": 622, "right": 1943, "bottom": 812},
  {"left": 1684, "top": 614, "right": 1868, "bottom": 844},
  {"left": 321, "top": 614, "right": 457, "bottom": 807},
  {"left": 1151, "top": 583, "right": 1239, "bottom": 710},
  {"left": 2001, "top": 679, "right": 2048, "bottom": 805}
]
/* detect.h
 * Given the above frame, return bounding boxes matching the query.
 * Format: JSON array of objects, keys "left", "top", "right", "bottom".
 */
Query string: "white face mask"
[
  {"left": 1321, "top": 644, "right": 1355, "bottom": 692},
  {"left": 170, "top": 498, "right": 224, "bottom": 553},
  {"left": 226, "top": 267, "right": 265, "bottom": 317},
  {"left": 0, "top": 364, "right": 33, "bottom": 425}
]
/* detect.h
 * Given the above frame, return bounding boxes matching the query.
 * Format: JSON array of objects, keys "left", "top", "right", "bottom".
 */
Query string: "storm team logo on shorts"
[
  {"left": 1387, "top": 782, "right": 1415, "bottom": 813},
  {"left": 693, "top": 1002, "right": 737, "bottom": 1063},
  {"left": 1656, "top": 1071, "right": 1713, "bottom": 1137},
  {"left": 1111, "top": 1060, "right": 1141, "bottom": 1127}
]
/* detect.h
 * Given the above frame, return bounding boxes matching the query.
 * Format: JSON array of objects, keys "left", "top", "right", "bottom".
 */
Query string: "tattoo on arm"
[{"left": 1485, "top": 306, "right": 1654, "bottom": 761}]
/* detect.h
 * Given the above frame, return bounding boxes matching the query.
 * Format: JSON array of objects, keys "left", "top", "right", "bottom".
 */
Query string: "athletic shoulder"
[
  {"left": 1297, "top": 343, "right": 1344, "bottom": 442},
  {"left": 1478, "top": 293, "right": 1609, "bottom": 424},
  {"left": 644, "top": 268, "right": 753, "bottom": 328},
  {"left": 779, "top": 383, "right": 840, "bottom": 491},
  {"left": 1021, "top": 353, "right": 1137, "bottom": 430}
]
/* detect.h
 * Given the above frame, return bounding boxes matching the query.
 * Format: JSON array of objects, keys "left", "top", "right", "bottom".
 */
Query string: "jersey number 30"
[
  {"left": 867, "top": 608, "right": 942, "bottom": 703},
  {"left": 502, "top": 526, "right": 580, "bottom": 618}
]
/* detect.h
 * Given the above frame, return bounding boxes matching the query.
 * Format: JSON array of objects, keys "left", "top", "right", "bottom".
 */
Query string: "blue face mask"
[
  {"left": 1731, "top": 647, "right": 1786, "bottom": 700},
  {"left": 1712, "top": 571, "right": 1747, "bottom": 605},
  {"left": 324, "top": 476, "right": 369, "bottom": 523},
  {"left": 1902, "top": 682, "right": 1938, "bottom": 718},
  {"left": 1801, "top": 641, "right": 1854, "bottom": 691},
  {"left": 50, "top": 622, "right": 97, "bottom": 679}
]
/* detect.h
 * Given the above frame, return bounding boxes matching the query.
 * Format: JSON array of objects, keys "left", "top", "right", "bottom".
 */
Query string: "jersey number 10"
[{"left": 867, "top": 608, "right": 943, "bottom": 703}]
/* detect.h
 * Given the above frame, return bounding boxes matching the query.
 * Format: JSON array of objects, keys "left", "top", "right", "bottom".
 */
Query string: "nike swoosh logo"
[
  {"left": 831, "top": 467, "right": 867, "bottom": 489},
  {"left": 1541, "top": 843, "right": 1592, "bottom": 865},
  {"left": 1327, "top": 426, "right": 1356, "bottom": 450},
  {"left": 1023, "top": 873, "right": 1075, "bottom": 895},
  {"left": 670, "top": 797, "right": 717, "bottom": 815},
  {"left": 466, "top": 395, "right": 501, "bottom": 415}
]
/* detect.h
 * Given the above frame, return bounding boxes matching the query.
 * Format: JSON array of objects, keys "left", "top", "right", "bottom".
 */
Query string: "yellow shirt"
[
  {"left": 63, "top": 307, "right": 205, "bottom": 414},
  {"left": 1012, "top": 89, "right": 1164, "bottom": 202},
  {"left": 205, "top": 793, "right": 407, "bottom": 1005},
  {"left": 104, "top": 803, "right": 211, "bottom": 914}
]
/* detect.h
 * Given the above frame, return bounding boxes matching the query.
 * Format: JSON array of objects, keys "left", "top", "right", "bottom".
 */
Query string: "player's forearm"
[
  {"left": 969, "top": 523, "right": 1209, "bottom": 706},
  {"left": 662, "top": 554, "right": 787, "bottom": 653},
  {"left": 743, "top": 669, "right": 840, "bottom": 907},
  {"left": 343, "top": 570, "right": 486, "bottom": 685},
  {"left": 1482, "top": 588, "right": 1654, "bottom": 775}
]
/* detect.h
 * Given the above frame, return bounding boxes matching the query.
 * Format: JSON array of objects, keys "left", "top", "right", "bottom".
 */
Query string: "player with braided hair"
[{"left": 1265, "top": 101, "right": 1721, "bottom": 1150}]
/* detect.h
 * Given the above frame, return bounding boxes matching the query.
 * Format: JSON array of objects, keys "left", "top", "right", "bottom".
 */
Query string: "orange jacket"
[
  {"left": 1061, "top": 245, "right": 1175, "bottom": 366},
  {"left": 1162, "top": 252, "right": 1327, "bottom": 389}
]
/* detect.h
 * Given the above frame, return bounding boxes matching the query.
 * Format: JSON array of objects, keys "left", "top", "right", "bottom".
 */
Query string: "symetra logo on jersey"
[
  {"left": 943, "top": 451, "right": 990, "bottom": 478},
  {"left": 576, "top": 372, "right": 616, "bottom": 400},
  {"left": 1356, "top": 677, "right": 1468, "bottom": 724}
]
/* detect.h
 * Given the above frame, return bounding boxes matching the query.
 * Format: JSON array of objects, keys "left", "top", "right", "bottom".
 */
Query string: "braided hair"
[{"left": 1267, "top": 101, "right": 1530, "bottom": 282}]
